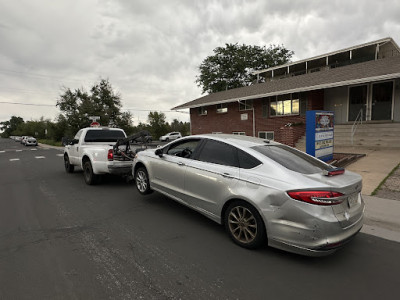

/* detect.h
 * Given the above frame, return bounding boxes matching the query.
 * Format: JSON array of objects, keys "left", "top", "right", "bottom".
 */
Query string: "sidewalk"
[{"left": 335, "top": 146, "right": 400, "bottom": 242}]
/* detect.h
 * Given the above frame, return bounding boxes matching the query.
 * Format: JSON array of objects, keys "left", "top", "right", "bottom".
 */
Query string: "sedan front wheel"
[
  {"left": 135, "top": 167, "right": 152, "bottom": 195},
  {"left": 224, "top": 201, "right": 266, "bottom": 249}
]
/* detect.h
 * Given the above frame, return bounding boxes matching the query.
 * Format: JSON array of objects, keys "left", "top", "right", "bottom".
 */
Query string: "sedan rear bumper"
[{"left": 267, "top": 212, "right": 364, "bottom": 256}]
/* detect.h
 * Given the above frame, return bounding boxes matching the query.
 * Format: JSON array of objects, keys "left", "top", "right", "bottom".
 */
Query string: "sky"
[{"left": 1, "top": 0, "right": 400, "bottom": 127}]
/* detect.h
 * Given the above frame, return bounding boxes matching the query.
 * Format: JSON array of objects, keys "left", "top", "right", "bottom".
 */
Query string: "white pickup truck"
[{"left": 63, "top": 127, "right": 133, "bottom": 185}]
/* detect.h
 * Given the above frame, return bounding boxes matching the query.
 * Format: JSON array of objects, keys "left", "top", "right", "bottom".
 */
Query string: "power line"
[
  {"left": 125, "top": 108, "right": 189, "bottom": 114},
  {"left": 0, "top": 101, "right": 55, "bottom": 107},
  {"left": 0, "top": 101, "right": 189, "bottom": 114}
]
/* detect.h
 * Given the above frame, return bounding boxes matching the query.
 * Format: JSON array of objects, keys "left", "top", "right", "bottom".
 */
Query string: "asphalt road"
[{"left": 1, "top": 137, "right": 400, "bottom": 300}]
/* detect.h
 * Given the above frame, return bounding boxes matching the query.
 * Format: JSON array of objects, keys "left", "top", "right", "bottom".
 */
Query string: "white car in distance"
[{"left": 159, "top": 132, "right": 182, "bottom": 142}]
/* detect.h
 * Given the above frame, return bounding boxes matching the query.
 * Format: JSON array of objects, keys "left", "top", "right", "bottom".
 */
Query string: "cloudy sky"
[{"left": 1, "top": 0, "right": 400, "bottom": 126}]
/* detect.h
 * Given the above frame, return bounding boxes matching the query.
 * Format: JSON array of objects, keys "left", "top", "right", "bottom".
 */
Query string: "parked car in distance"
[
  {"left": 159, "top": 132, "right": 182, "bottom": 142},
  {"left": 20, "top": 136, "right": 29, "bottom": 145},
  {"left": 133, "top": 134, "right": 364, "bottom": 256},
  {"left": 14, "top": 136, "right": 22, "bottom": 142},
  {"left": 25, "top": 137, "right": 38, "bottom": 146}
]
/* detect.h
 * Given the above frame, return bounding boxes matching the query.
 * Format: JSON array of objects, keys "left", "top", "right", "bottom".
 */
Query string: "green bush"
[{"left": 38, "top": 139, "right": 63, "bottom": 147}]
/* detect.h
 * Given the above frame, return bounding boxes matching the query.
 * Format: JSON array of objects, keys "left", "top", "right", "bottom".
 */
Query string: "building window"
[
  {"left": 270, "top": 94, "right": 299, "bottom": 116},
  {"left": 239, "top": 100, "right": 253, "bottom": 111},
  {"left": 233, "top": 132, "right": 246, "bottom": 135},
  {"left": 216, "top": 103, "right": 228, "bottom": 113},
  {"left": 198, "top": 107, "right": 207, "bottom": 115},
  {"left": 299, "top": 93, "right": 307, "bottom": 116},
  {"left": 262, "top": 98, "right": 269, "bottom": 118},
  {"left": 258, "top": 131, "right": 274, "bottom": 140}
]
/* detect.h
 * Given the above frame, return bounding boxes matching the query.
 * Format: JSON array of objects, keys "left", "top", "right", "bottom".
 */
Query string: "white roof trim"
[
  {"left": 253, "top": 37, "right": 400, "bottom": 75},
  {"left": 180, "top": 73, "right": 400, "bottom": 109}
]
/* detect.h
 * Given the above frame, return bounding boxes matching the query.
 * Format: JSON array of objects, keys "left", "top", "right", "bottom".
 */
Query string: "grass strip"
[
  {"left": 38, "top": 139, "right": 63, "bottom": 147},
  {"left": 371, "top": 163, "right": 400, "bottom": 196}
]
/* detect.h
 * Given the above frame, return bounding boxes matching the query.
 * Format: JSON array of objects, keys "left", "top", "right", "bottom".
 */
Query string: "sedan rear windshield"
[
  {"left": 84, "top": 130, "right": 125, "bottom": 142},
  {"left": 252, "top": 145, "right": 332, "bottom": 174}
]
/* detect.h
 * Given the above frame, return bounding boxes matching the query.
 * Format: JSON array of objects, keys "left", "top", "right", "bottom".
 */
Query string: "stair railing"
[{"left": 351, "top": 109, "right": 363, "bottom": 145}]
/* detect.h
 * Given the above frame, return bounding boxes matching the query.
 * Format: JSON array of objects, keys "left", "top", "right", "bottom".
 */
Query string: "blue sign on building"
[{"left": 306, "top": 111, "right": 334, "bottom": 162}]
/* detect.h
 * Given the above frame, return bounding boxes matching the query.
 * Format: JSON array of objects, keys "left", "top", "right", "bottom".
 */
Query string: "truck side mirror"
[{"left": 69, "top": 139, "right": 79, "bottom": 145}]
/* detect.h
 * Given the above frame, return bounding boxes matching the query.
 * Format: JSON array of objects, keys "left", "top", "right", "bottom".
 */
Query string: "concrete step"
[
  {"left": 296, "top": 122, "right": 400, "bottom": 149},
  {"left": 335, "top": 128, "right": 400, "bottom": 134}
]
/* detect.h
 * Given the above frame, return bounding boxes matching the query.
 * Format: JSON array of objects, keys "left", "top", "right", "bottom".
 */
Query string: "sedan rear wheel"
[
  {"left": 224, "top": 201, "right": 266, "bottom": 249},
  {"left": 135, "top": 167, "right": 152, "bottom": 195}
]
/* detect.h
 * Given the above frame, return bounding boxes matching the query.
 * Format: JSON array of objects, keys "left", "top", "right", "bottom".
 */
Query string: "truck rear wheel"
[
  {"left": 83, "top": 160, "right": 98, "bottom": 185},
  {"left": 64, "top": 154, "right": 74, "bottom": 173}
]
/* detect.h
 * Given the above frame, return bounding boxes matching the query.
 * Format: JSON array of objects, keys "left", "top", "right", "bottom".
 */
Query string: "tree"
[
  {"left": 196, "top": 43, "right": 294, "bottom": 94},
  {"left": 56, "top": 78, "right": 133, "bottom": 135},
  {"left": 147, "top": 111, "right": 168, "bottom": 139},
  {"left": 170, "top": 118, "right": 190, "bottom": 136},
  {"left": 0, "top": 116, "right": 24, "bottom": 138}
]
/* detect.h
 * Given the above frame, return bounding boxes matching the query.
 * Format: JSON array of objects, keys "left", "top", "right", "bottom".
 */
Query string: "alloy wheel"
[
  {"left": 228, "top": 206, "right": 258, "bottom": 244},
  {"left": 136, "top": 170, "right": 148, "bottom": 193}
]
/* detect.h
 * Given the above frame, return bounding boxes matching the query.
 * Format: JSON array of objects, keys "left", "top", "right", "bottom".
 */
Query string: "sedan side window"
[
  {"left": 197, "top": 140, "right": 239, "bottom": 167},
  {"left": 166, "top": 139, "right": 200, "bottom": 159},
  {"left": 238, "top": 149, "right": 261, "bottom": 169}
]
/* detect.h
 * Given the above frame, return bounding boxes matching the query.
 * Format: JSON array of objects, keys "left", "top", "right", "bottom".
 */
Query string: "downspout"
[{"left": 238, "top": 100, "right": 255, "bottom": 137}]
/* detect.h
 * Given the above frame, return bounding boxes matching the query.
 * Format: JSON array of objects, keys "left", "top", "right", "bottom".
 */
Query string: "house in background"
[{"left": 172, "top": 37, "right": 400, "bottom": 147}]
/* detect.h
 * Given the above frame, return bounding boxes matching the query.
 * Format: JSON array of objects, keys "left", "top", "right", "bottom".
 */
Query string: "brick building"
[{"left": 172, "top": 37, "right": 400, "bottom": 146}]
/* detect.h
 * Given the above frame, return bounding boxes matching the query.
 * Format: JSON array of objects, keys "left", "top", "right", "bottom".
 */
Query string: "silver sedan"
[{"left": 132, "top": 134, "right": 364, "bottom": 256}]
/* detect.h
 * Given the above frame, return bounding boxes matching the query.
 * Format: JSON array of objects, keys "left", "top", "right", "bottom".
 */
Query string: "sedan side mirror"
[{"left": 155, "top": 148, "right": 163, "bottom": 157}]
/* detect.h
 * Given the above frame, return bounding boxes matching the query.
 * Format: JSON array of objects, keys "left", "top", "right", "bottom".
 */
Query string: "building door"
[
  {"left": 371, "top": 81, "right": 393, "bottom": 121},
  {"left": 348, "top": 85, "right": 367, "bottom": 121}
]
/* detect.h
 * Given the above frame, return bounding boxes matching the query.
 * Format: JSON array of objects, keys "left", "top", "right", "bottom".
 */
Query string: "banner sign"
[{"left": 306, "top": 111, "right": 334, "bottom": 162}]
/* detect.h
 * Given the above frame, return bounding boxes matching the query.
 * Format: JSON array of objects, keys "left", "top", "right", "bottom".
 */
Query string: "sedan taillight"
[
  {"left": 107, "top": 149, "right": 113, "bottom": 161},
  {"left": 287, "top": 191, "right": 344, "bottom": 206}
]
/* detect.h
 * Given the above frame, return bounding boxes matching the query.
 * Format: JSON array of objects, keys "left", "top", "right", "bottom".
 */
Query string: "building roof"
[{"left": 172, "top": 55, "right": 400, "bottom": 110}]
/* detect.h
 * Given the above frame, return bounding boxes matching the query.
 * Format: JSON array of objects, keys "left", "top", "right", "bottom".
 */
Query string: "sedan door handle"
[
  {"left": 222, "top": 173, "right": 234, "bottom": 179},
  {"left": 177, "top": 162, "right": 185, "bottom": 166}
]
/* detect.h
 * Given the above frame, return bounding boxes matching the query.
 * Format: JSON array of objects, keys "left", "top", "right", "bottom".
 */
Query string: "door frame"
[{"left": 347, "top": 80, "right": 394, "bottom": 122}]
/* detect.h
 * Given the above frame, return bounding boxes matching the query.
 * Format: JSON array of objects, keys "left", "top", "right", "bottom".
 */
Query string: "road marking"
[
  {"left": 35, "top": 156, "right": 46, "bottom": 159},
  {"left": 56, "top": 154, "right": 64, "bottom": 157},
  {"left": 30, "top": 149, "right": 37, "bottom": 151},
  {"left": 10, "top": 158, "right": 20, "bottom": 161},
  {"left": 0, "top": 151, "right": 5, "bottom": 153},
  {"left": 16, "top": 150, "right": 22, "bottom": 152}
]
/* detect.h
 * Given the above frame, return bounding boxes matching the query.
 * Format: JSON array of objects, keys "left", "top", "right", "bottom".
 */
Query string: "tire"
[
  {"left": 224, "top": 200, "right": 266, "bottom": 249},
  {"left": 64, "top": 154, "right": 74, "bottom": 173},
  {"left": 83, "top": 160, "right": 98, "bottom": 185},
  {"left": 135, "top": 167, "right": 152, "bottom": 195}
]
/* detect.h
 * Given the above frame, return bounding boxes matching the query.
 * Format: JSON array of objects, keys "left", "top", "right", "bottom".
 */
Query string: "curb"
[{"left": 361, "top": 195, "right": 400, "bottom": 242}]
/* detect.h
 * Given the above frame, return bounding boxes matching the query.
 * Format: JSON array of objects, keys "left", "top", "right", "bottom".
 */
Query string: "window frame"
[
  {"left": 198, "top": 106, "right": 208, "bottom": 116},
  {"left": 269, "top": 94, "right": 300, "bottom": 117},
  {"left": 239, "top": 100, "right": 254, "bottom": 111},
  {"left": 216, "top": 103, "right": 228, "bottom": 114},
  {"left": 258, "top": 131, "right": 274, "bottom": 140}
]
